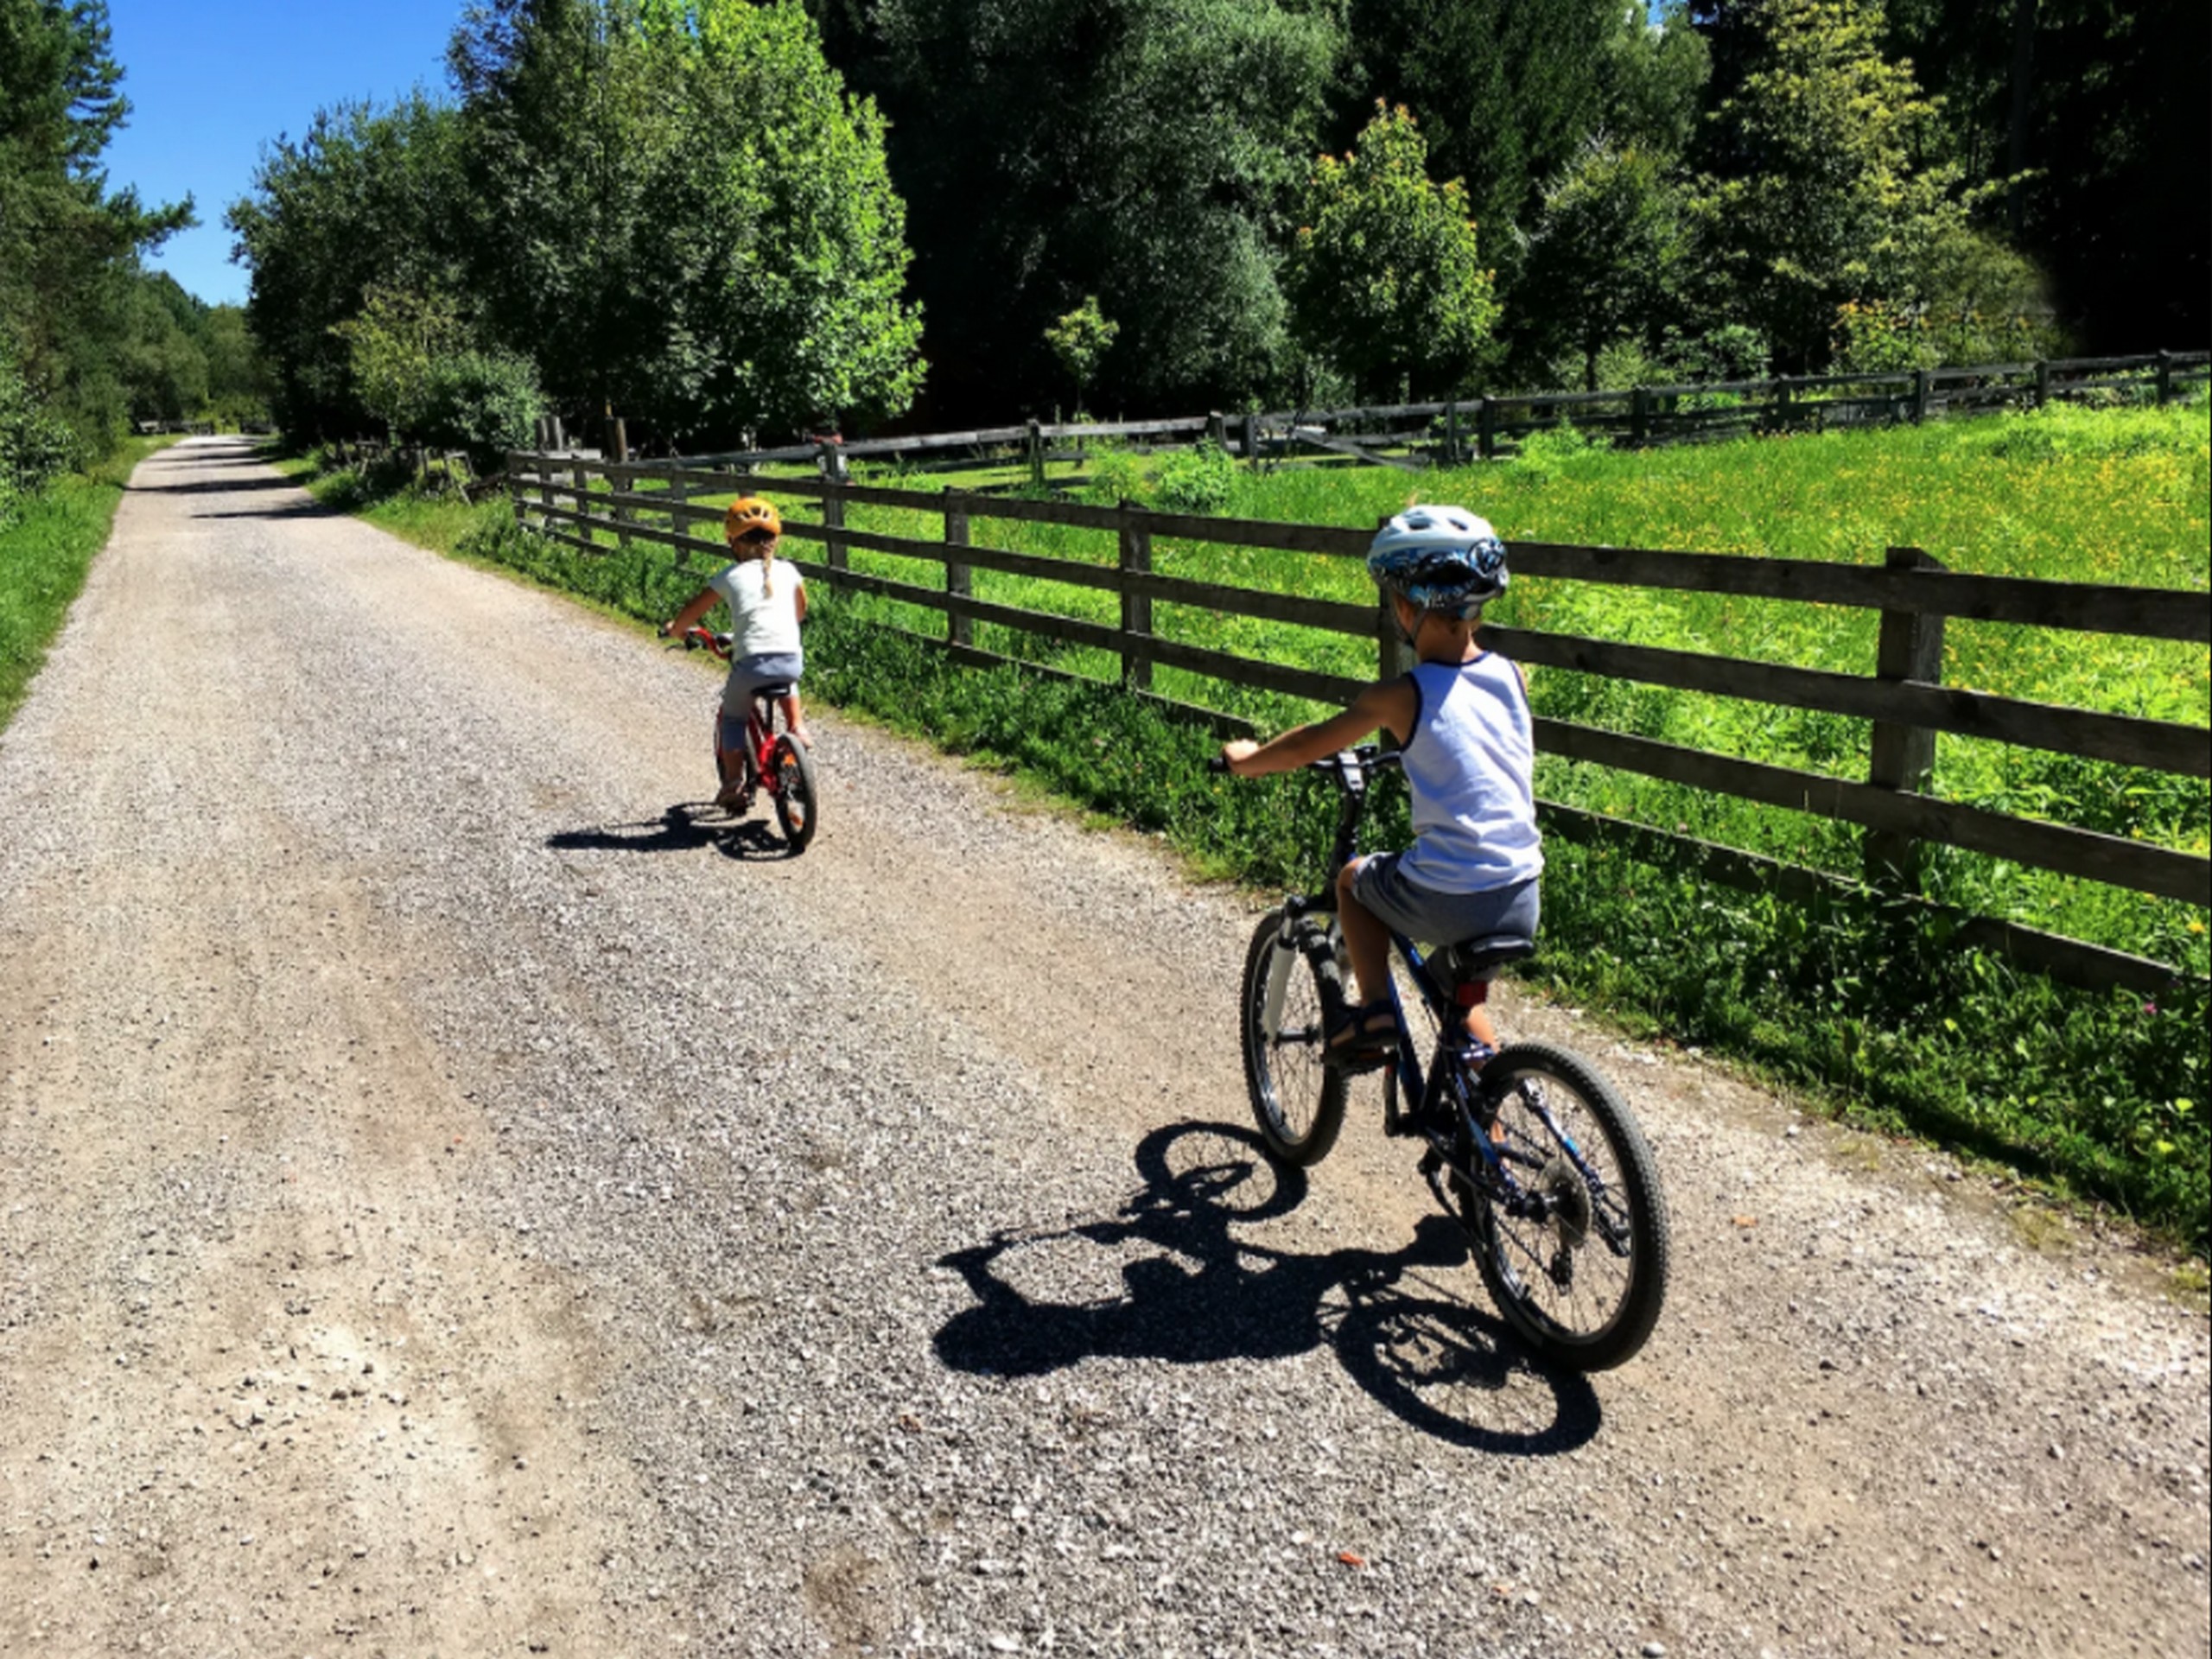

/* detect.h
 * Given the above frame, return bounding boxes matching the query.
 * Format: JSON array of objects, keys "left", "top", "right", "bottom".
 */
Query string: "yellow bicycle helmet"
[{"left": 725, "top": 496, "right": 781, "bottom": 543}]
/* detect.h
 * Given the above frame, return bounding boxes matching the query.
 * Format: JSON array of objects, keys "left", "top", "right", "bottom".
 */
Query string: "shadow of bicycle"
[
  {"left": 935, "top": 1120, "right": 1602, "bottom": 1455},
  {"left": 545, "top": 804, "right": 796, "bottom": 860}
]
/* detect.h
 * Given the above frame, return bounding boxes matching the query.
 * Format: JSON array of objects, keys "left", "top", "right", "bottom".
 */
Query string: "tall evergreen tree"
[{"left": 0, "top": 0, "right": 193, "bottom": 452}]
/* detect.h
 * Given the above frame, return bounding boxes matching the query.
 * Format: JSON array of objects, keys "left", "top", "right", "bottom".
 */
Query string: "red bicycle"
[{"left": 672, "top": 626, "right": 820, "bottom": 853}]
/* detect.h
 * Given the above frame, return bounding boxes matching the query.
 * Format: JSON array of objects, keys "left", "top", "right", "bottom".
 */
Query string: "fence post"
[
  {"left": 1378, "top": 599, "right": 1415, "bottom": 682},
  {"left": 944, "top": 487, "right": 972, "bottom": 650},
  {"left": 2034, "top": 359, "right": 2051, "bottom": 408},
  {"left": 507, "top": 451, "right": 527, "bottom": 529},
  {"left": 1119, "top": 501, "right": 1152, "bottom": 692},
  {"left": 2157, "top": 350, "right": 2175, "bottom": 404},
  {"left": 538, "top": 442, "right": 555, "bottom": 525},
  {"left": 823, "top": 485, "right": 848, "bottom": 574},
  {"left": 1630, "top": 386, "right": 1650, "bottom": 447},
  {"left": 1865, "top": 545, "right": 1947, "bottom": 887},
  {"left": 1477, "top": 397, "right": 1497, "bottom": 460},
  {"left": 1026, "top": 419, "right": 1045, "bottom": 489},
  {"left": 550, "top": 415, "right": 566, "bottom": 452},
  {"left": 608, "top": 417, "right": 631, "bottom": 554},
  {"left": 1910, "top": 368, "right": 1931, "bottom": 424},
  {"left": 1445, "top": 401, "right": 1460, "bottom": 465},
  {"left": 1206, "top": 410, "right": 1225, "bottom": 450},
  {"left": 1243, "top": 410, "right": 1260, "bottom": 471}
]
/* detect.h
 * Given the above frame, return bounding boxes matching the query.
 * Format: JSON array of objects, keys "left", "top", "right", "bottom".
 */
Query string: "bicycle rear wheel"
[
  {"left": 771, "top": 734, "right": 819, "bottom": 852},
  {"left": 1457, "top": 1042, "right": 1669, "bottom": 1370},
  {"left": 1239, "top": 909, "right": 1348, "bottom": 1166}
]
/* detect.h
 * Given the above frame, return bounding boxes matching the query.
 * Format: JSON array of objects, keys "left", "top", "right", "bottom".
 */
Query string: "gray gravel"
[{"left": 0, "top": 436, "right": 2204, "bottom": 1657}]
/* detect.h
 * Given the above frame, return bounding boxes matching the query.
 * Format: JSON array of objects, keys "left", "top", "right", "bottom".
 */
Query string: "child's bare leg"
[
  {"left": 1467, "top": 1003, "right": 1499, "bottom": 1050},
  {"left": 779, "top": 690, "right": 810, "bottom": 746},
  {"left": 1336, "top": 861, "right": 1390, "bottom": 1007}
]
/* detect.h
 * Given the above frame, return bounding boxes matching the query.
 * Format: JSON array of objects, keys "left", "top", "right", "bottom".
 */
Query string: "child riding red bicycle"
[{"left": 660, "top": 496, "right": 811, "bottom": 806}]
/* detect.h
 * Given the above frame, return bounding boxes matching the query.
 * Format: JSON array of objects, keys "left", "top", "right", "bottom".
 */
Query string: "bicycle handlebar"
[
  {"left": 1211, "top": 743, "right": 1402, "bottom": 783},
  {"left": 664, "top": 625, "right": 733, "bottom": 659}
]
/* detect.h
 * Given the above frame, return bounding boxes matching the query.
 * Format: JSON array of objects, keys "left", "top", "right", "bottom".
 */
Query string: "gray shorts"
[
  {"left": 1349, "top": 855, "right": 1539, "bottom": 950},
  {"left": 720, "top": 651, "right": 803, "bottom": 717}
]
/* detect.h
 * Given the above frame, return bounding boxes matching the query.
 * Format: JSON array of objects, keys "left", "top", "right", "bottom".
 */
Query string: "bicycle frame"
[{"left": 718, "top": 691, "right": 792, "bottom": 799}]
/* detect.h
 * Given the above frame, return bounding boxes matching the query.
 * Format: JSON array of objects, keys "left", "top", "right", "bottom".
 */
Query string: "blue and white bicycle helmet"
[{"left": 1366, "top": 505, "right": 1509, "bottom": 618}]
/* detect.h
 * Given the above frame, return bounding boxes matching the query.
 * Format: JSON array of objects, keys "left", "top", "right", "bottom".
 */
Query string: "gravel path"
[{"left": 1, "top": 436, "right": 2204, "bottom": 1657}]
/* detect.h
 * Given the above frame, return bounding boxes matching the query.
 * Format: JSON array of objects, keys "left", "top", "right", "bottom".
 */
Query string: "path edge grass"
[{"left": 0, "top": 436, "right": 175, "bottom": 736}]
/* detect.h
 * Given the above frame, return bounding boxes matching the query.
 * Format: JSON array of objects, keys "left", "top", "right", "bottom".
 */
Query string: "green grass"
[
  {"left": 0, "top": 437, "right": 173, "bottom": 734},
  {"left": 305, "top": 409, "right": 2212, "bottom": 1249}
]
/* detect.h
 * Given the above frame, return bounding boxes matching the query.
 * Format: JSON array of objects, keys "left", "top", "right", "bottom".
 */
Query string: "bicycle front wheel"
[
  {"left": 1239, "top": 909, "right": 1348, "bottom": 1166},
  {"left": 1459, "top": 1042, "right": 1669, "bottom": 1370},
  {"left": 771, "top": 734, "right": 819, "bottom": 852}
]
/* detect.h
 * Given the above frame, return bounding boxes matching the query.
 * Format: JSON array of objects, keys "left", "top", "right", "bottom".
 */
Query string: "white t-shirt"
[{"left": 707, "top": 557, "right": 805, "bottom": 658}]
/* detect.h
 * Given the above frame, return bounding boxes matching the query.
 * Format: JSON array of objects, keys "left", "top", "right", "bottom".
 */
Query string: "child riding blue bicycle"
[{"left": 1221, "top": 505, "right": 1539, "bottom": 1069}]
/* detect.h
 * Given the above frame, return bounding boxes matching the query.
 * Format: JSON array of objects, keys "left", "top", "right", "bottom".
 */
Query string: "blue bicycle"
[{"left": 1231, "top": 746, "right": 1670, "bottom": 1370}]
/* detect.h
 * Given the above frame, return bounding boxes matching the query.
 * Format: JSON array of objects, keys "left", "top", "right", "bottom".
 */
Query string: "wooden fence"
[
  {"left": 649, "top": 351, "right": 2210, "bottom": 481},
  {"left": 507, "top": 451, "right": 2210, "bottom": 995}
]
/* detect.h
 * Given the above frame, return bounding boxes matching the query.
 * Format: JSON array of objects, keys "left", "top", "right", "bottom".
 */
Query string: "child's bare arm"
[
  {"left": 660, "top": 587, "right": 719, "bottom": 639},
  {"left": 1221, "top": 677, "right": 1416, "bottom": 777}
]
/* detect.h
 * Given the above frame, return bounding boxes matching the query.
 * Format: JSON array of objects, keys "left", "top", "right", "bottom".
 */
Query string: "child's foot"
[
  {"left": 787, "top": 724, "right": 814, "bottom": 748},
  {"left": 1324, "top": 1000, "right": 1395, "bottom": 1073}
]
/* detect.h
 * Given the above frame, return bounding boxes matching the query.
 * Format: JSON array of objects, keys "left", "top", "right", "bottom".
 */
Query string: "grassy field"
[
  {"left": 0, "top": 436, "right": 173, "bottom": 734},
  {"left": 291, "top": 407, "right": 2212, "bottom": 1247}
]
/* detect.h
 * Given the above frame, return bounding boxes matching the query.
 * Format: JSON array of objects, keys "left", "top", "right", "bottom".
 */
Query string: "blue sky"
[{"left": 103, "top": 0, "right": 474, "bottom": 308}]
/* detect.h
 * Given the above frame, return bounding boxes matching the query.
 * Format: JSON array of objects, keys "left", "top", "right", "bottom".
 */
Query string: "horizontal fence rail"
[
  {"left": 636, "top": 351, "right": 2210, "bottom": 480},
  {"left": 506, "top": 452, "right": 2210, "bottom": 993}
]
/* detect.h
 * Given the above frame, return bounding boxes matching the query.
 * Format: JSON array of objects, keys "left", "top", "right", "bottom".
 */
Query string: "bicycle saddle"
[
  {"left": 751, "top": 682, "right": 795, "bottom": 701},
  {"left": 1430, "top": 933, "right": 1536, "bottom": 986}
]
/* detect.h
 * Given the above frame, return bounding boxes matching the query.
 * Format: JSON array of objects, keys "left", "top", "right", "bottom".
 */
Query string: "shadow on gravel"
[
  {"left": 194, "top": 501, "right": 336, "bottom": 520},
  {"left": 547, "top": 804, "right": 797, "bottom": 860},
  {"left": 129, "top": 473, "right": 297, "bottom": 493},
  {"left": 935, "top": 1121, "right": 1602, "bottom": 1456}
]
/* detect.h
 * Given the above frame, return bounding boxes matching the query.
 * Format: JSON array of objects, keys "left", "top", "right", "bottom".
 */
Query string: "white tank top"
[{"left": 1397, "top": 653, "right": 1543, "bottom": 893}]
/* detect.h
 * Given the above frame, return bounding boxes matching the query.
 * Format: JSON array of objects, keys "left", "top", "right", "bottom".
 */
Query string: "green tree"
[
  {"left": 1284, "top": 104, "right": 1499, "bottom": 400},
  {"left": 0, "top": 0, "right": 194, "bottom": 453},
  {"left": 1522, "top": 140, "right": 1692, "bottom": 390},
  {"left": 332, "top": 282, "right": 543, "bottom": 464},
  {"left": 226, "top": 95, "right": 471, "bottom": 438},
  {"left": 872, "top": 0, "right": 1339, "bottom": 416},
  {"left": 1694, "top": 0, "right": 2022, "bottom": 369},
  {"left": 1044, "top": 297, "right": 1118, "bottom": 413},
  {"left": 1597, "top": 0, "right": 1713, "bottom": 157},
  {"left": 117, "top": 273, "right": 210, "bottom": 424},
  {"left": 1338, "top": 0, "right": 1620, "bottom": 274},
  {"left": 1882, "top": 0, "right": 2205, "bottom": 350},
  {"left": 449, "top": 0, "right": 922, "bottom": 442},
  {"left": 199, "top": 306, "right": 270, "bottom": 427}
]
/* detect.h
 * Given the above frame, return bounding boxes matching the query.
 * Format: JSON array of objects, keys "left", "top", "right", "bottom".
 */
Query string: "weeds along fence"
[
  {"left": 330, "top": 437, "right": 490, "bottom": 498},
  {"left": 646, "top": 351, "right": 2211, "bottom": 481},
  {"left": 507, "top": 452, "right": 2209, "bottom": 996}
]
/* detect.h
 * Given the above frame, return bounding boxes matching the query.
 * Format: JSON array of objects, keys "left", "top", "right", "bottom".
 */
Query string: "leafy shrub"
[
  {"left": 412, "top": 349, "right": 544, "bottom": 471},
  {"left": 1512, "top": 420, "right": 1605, "bottom": 484},
  {"left": 1084, "top": 447, "right": 1144, "bottom": 503},
  {"left": 0, "top": 351, "right": 80, "bottom": 522},
  {"left": 1971, "top": 402, "right": 2202, "bottom": 465},
  {"left": 1153, "top": 442, "right": 1238, "bottom": 513}
]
